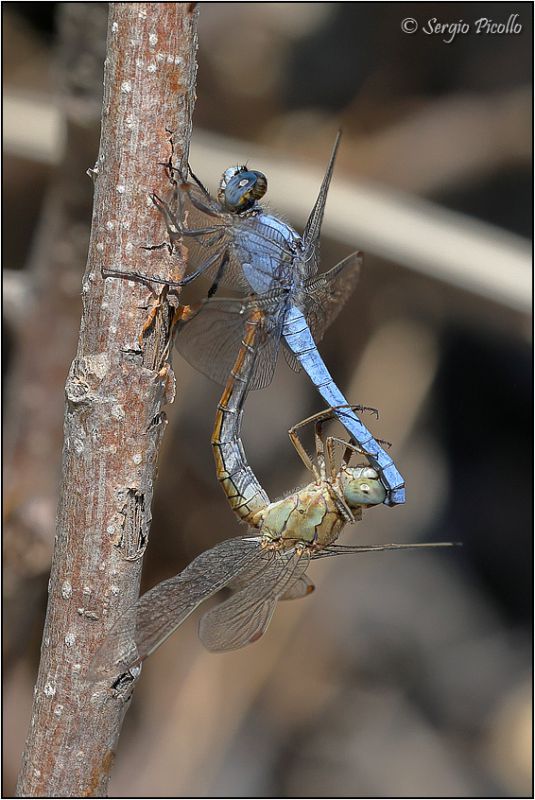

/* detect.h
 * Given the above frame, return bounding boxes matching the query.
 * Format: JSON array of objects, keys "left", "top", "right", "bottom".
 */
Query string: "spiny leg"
[
  {"left": 187, "top": 163, "right": 210, "bottom": 196},
  {"left": 288, "top": 424, "right": 322, "bottom": 481},
  {"left": 288, "top": 404, "right": 378, "bottom": 477},
  {"left": 101, "top": 246, "right": 225, "bottom": 292},
  {"left": 326, "top": 436, "right": 391, "bottom": 471},
  {"left": 166, "top": 169, "right": 222, "bottom": 218},
  {"left": 289, "top": 404, "right": 379, "bottom": 435}
]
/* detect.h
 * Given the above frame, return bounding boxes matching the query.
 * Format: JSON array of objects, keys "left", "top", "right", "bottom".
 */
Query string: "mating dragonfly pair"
[{"left": 94, "top": 135, "right": 450, "bottom": 677}]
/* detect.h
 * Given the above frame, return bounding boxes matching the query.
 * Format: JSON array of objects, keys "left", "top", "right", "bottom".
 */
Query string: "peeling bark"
[{"left": 16, "top": 4, "right": 199, "bottom": 797}]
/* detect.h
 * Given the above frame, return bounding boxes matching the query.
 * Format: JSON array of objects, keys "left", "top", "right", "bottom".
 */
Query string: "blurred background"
[{"left": 3, "top": 3, "right": 532, "bottom": 797}]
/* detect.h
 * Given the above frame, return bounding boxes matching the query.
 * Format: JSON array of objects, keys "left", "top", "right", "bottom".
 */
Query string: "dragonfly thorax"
[
  {"left": 218, "top": 166, "right": 268, "bottom": 213},
  {"left": 255, "top": 484, "right": 346, "bottom": 549},
  {"left": 339, "top": 466, "right": 386, "bottom": 508}
]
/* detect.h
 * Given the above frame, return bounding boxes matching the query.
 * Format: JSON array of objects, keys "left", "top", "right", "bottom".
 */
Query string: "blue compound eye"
[{"left": 222, "top": 169, "right": 267, "bottom": 212}]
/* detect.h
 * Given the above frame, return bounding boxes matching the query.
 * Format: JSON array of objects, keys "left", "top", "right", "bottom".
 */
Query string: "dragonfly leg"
[
  {"left": 207, "top": 248, "right": 230, "bottom": 298},
  {"left": 320, "top": 442, "right": 357, "bottom": 524},
  {"left": 166, "top": 171, "right": 224, "bottom": 219},
  {"left": 187, "top": 163, "right": 210, "bottom": 196},
  {"left": 101, "top": 246, "right": 224, "bottom": 293},
  {"left": 288, "top": 405, "right": 379, "bottom": 437},
  {"left": 323, "top": 403, "right": 379, "bottom": 422},
  {"left": 138, "top": 286, "right": 169, "bottom": 344},
  {"left": 150, "top": 192, "right": 224, "bottom": 243},
  {"left": 287, "top": 404, "right": 380, "bottom": 476},
  {"left": 288, "top": 426, "right": 322, "bottom": 481},
  {"left": 327, "top": 436, "right": 390, "bottom": 468}
]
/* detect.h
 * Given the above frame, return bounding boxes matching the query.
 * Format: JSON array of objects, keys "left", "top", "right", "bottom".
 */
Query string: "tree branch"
[
  {"left": 4, "top": 1, "right": 109, "bottom": 671},
  {"left": 16, "top": 4, "right": 199, "bottom": 796}
]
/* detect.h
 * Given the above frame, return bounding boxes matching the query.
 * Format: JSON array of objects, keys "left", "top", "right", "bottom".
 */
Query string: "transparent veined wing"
[
  {"left": 301, "top": 131, "right": 342, "bottom": 277},
  {"left": 198, "top": 547, "right": 311, "bottom": 651},
  {"left": 174, "top": 294, "right": 288, "bottom": 390},
  {"left": 227, "top": 560, "right": 314, "bottom": 601},
  {"left": 279, "top": 573, "right": 315, "bottom": 600},
  {"left": 89, "top": 536, "right": 264, "bottom": 680}
]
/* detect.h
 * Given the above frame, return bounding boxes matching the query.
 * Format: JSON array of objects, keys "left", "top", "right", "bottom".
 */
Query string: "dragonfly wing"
[
  {"left": 198, "top": 547, "right": 310, "bottom": 651},
  {"left": 279, "top": 574, "right": 315, "bottom": 601},
  {"left": 89, "top": 536, "right": 263, "bottom": 680},
  {"left": 176, "top": 182, "right": 252, "bottom": 292},
  {"left": 301, "top": 251, "right": 361, "bottom": 343},
  {"left": 175, "top": 295, "right": 285, "bottom": 390},
  {"left": 302, "top": 131, "right": 342, "bottom": 276},
  {"left": 283, "top": 346, "right": 302, "bottom": 374}
]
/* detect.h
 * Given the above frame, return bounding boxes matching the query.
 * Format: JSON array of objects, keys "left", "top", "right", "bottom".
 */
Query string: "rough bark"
[{"left": 16, "top": 4, "right": 199, "bottom": 796}]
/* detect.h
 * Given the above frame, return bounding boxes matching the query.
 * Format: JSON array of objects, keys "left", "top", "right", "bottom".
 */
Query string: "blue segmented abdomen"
[{"left": 281, "top": 304, "right": 406, "bottom": 505}]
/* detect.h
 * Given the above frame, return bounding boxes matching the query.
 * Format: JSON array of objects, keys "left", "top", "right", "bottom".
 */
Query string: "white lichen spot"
[
  {"left": 44, "top": 637, "right": 50, "bottom": 647},
  {"left": 116, "top": 184, "right": 126, "bottom": 194},
  {"left": 54, "top": 704, "right": 64, "bottom": 718},
  {"left": 111, "top": 21, "right": 118, "bottom": 32},
  {"left": 72, "top": 663, "right": 81, "bottom": 673},
  {"left": 121, "top": 81, "right": 132, "bottom": 94},
  {"left": 167, "top": 54, "right": 174, "bottom": 64},
  {"left": 110, "top": 585, "right": 121, "bottom": 596},
  {"left": 109, "top": 325, "right": 118, "bottom": 335},
  {"left": 107, "top": 524, "right": 116, "bottom": 535},
  {"left": 174, "top": 55, "right": 183, "bottom": 65},
  {"left": 122, "top": 220, "right": 131, "bottom": 230},
  {"left": 133, "top": 453, "right": 142, "bottom": 465},
  {"left": 101, "top": 302, "right": 108, "bottom": 311},
  {"left": 138, "top": 8, "right": 147, "bottom": 19},
  {"left": 156, "top": 52, "right": 165, "bottom": 62},
  {"left": 48, "top": 577, "right": 52, "bottom": 592},
  {"left": 105, "top": 220, "right": 115, "bottom": 231},
  {"left": 125, "top": 242, "right": 134, "bottom": 254},
  {"left": 135, "top": 57, "right": 144, "bottom": 68},
  {"left": 98, "top": 561, "right": 106, "bottom": 572},
  {"left": 96, "top": 242, "right": 105, "bottom": 253},
  {"left": 111, "top": 404, "right": 125, "bottom": 419},
  {"left": 64, "top": 632, "right": 76, "bottom": 647},
  {"left": 125, "top": 116, "right": 134, "bottom": 129},
  {"left": 149, "top": 32, "right": 158, "bottom": 46},
  {"left": 83, "top": 586, "right": 92, "bottom": 597},
  {"left": 44, "top": 681, "right": 56, "bottom": 698},
  {"left": 61, "top": 581, "right": 73, "bottom": 600},
  {"left": 130, "top": 665, "right": 142, "bottom": 679},
  {"left": 73, "top": 438, "right": 85, "bottom": 455},
  {"left": 147, "top": 63, "right": 157, "bottom": 73}
]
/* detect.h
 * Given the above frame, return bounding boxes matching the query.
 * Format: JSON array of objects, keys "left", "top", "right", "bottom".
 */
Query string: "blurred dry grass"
[{"left": 3, "top": 4, "right": 532, "bottom": 797}]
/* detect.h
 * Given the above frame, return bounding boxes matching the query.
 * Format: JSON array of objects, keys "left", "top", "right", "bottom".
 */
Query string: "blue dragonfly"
[{"left": 104, "top": 134, "right": 406, "bottom": 505}]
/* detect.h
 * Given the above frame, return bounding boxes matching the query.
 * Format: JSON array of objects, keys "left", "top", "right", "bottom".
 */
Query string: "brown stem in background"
[
  {"left": 4, "top": 2, "right": 109, "bottom": 670},
  {"left": 16, "top": 4, "right": 199, "bottom": 797}
]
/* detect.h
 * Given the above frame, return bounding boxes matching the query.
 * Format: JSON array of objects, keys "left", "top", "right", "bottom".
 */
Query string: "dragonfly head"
[
  {"left": 339, "top": 466, "right": 386, "bottom": 508},
  {"left": 218, "top": 166, "right": 268, "bottom": 213}
]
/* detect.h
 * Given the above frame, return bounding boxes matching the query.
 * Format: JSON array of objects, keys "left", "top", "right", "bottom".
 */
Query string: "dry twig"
[{"left": 16, "top": 4, "right": 199, "bottom": 796}]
